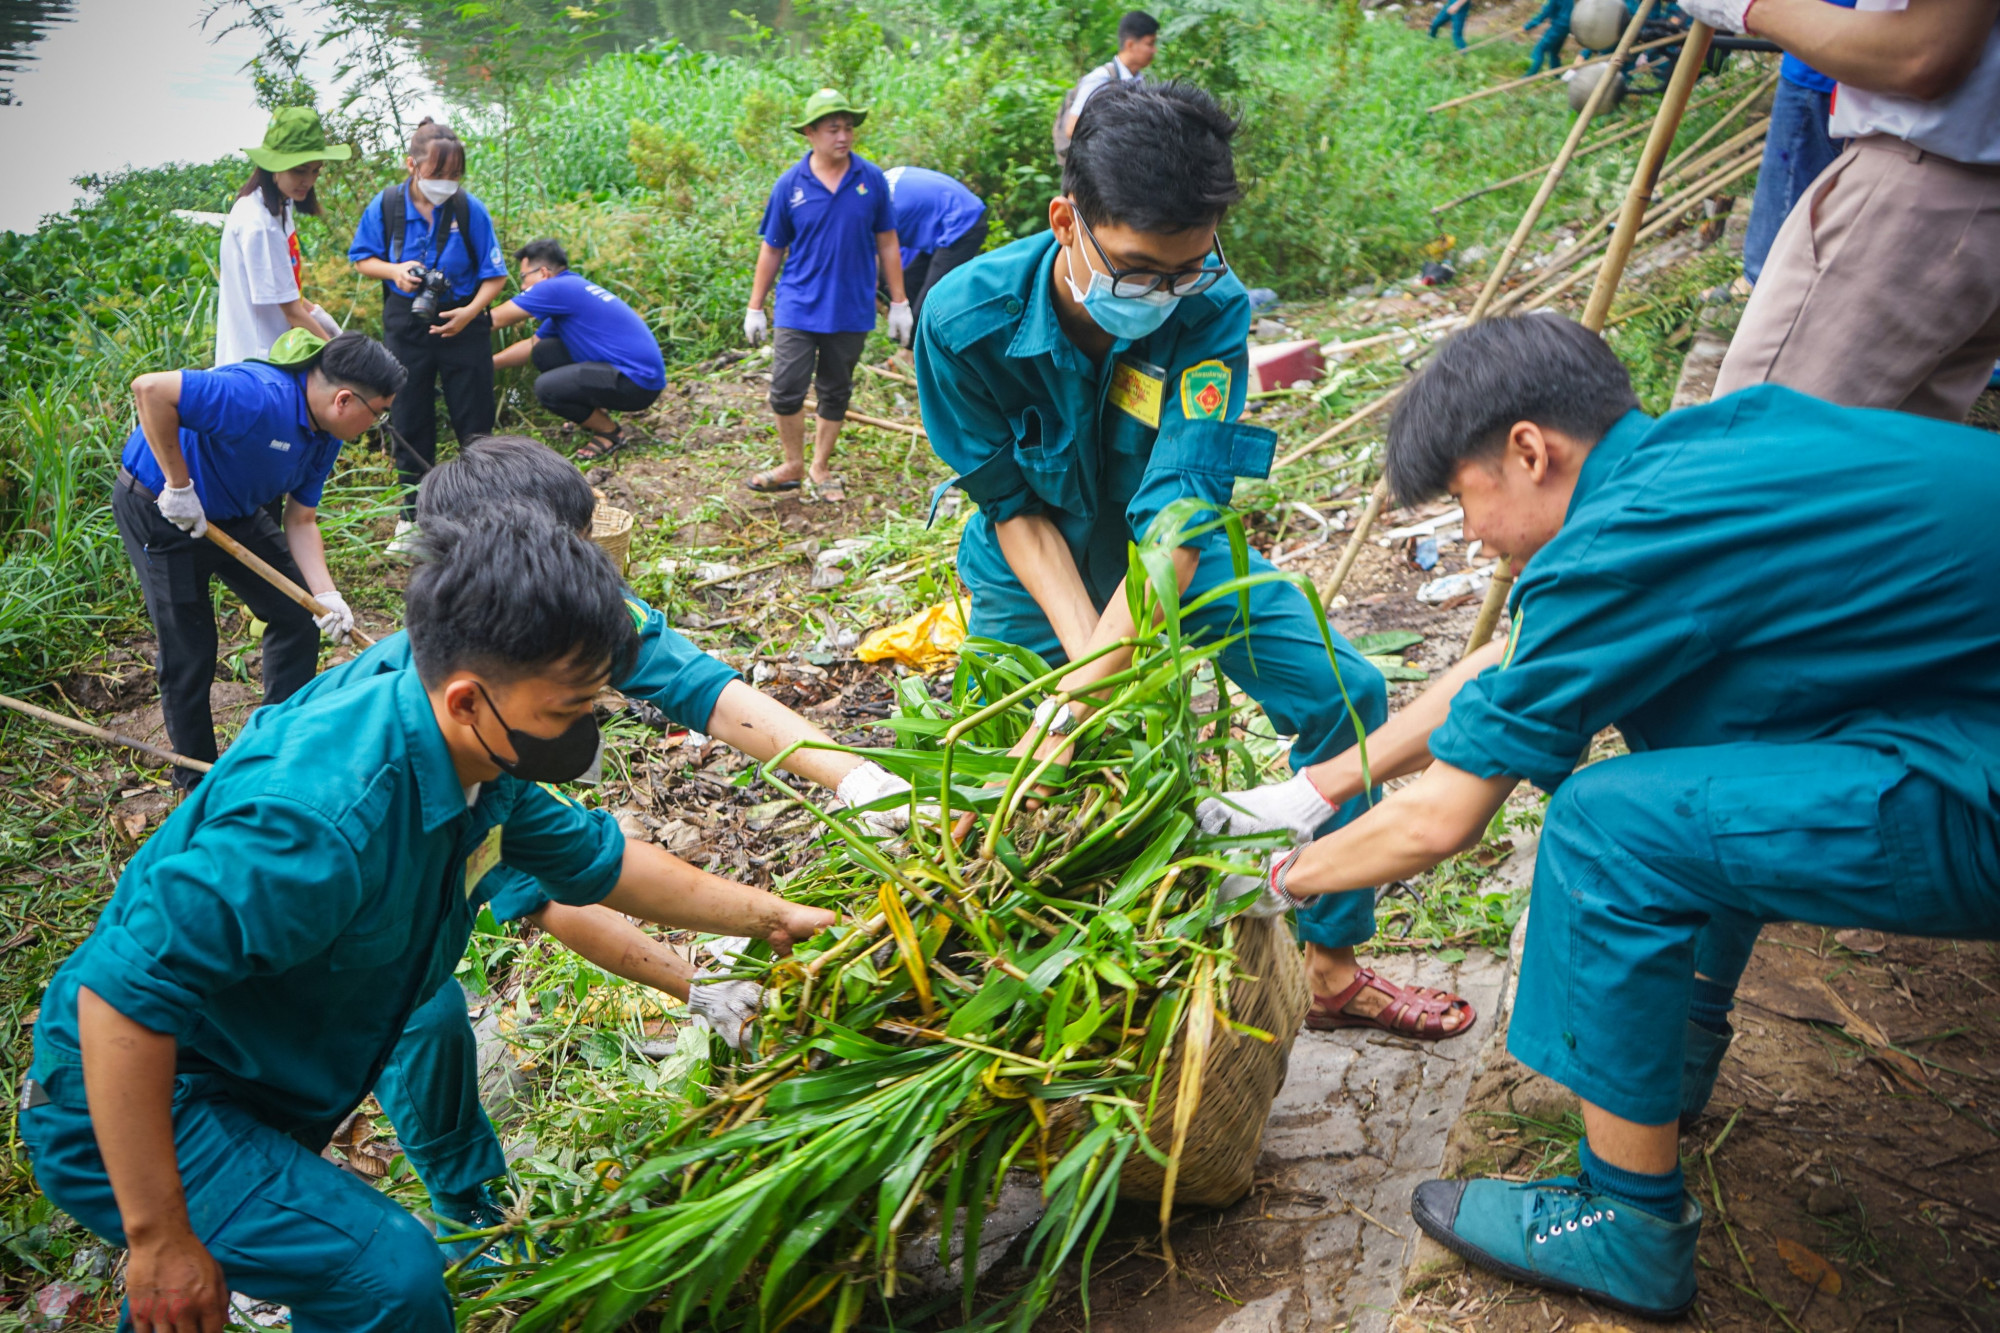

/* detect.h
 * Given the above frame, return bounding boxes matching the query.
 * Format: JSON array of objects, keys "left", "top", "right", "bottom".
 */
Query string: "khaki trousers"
[{"left": 1715, "top": 134, "right": 2000, "bottom": 421}]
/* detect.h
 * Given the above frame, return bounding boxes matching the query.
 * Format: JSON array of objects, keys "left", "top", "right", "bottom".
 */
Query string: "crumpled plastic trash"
[
  {"left": 1417, "top": 565, "right": 1495, "bottom": 605},
  {"left": 857, "top": 599, "right": 968, "bottom": 673}
]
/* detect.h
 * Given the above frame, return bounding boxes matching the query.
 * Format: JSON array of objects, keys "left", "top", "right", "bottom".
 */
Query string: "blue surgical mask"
[{"left": 1064, "top": 236, "right": 1179, "bottom": 340}]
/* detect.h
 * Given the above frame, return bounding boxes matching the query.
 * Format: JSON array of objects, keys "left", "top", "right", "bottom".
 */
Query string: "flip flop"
[
  {"left": 746, "top": 469, "right": 803, "bottom": 493},
  {"left": 805, "top": 474, "right": 848, "bottom": 504},
  {"left": 574, "top": 429, "right": 625, "bottom": 463}
]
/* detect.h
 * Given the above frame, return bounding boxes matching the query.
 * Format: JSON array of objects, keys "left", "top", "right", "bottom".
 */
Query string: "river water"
[{"left": 0, "top": 0, "right": 792, "bottom": 234}]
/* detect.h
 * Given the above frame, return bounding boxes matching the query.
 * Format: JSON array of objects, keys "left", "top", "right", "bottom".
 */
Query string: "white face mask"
[{"left": 416, "top": 178, "right": 460, "bottom": 204}]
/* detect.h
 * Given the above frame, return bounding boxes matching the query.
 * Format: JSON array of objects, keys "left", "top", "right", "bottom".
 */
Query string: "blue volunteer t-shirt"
[
  {"left": 1780, "top": 0, "right": 1857, "bottom": 92},
  {"left": 346, "top": 183, "right": 507, "bottom": 302},
  {"left": 759, "top": 153, "right": 897, "bottom": 334},
  {"left": 884, "top": 166, "right": 986, "bottom": 270},
  {"left": 121, "top": 361, "right": 344, "bottom": 519},
  {"left": 513, "top": 271, "right": 667, "bottom": 391}
]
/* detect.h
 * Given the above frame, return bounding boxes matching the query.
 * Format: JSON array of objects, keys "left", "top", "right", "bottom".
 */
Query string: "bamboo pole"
[
  {"left": 203, "top": 527, "right": 377, "bottom": 649},
  {"left": 0, "top": 693, "right": 212, "bottom": 774},
  {"left": 1457, "top": 28, "right": 1520, "bottom": 54},
  {"left": 1586, "top": 21, "right": 1721, "bottom": 328},
  {"left": 1426, "top": 30, "right": 1684, "bottom": 113},
  {"left": 1274, "top": 388, "right": 1402, "bottom": 470},
  {"left": 1465, "top": 0, "right": 1659, "bottom": 323},
  {"left": 1655, "top": 68, "right": 1772, "bottom": 184},
  {"left": 1322, "top": 480, "right": 1388, "bottom": 606},
  {"left": 1465, "top": 20, "right": 1719, "bottom": 657}
]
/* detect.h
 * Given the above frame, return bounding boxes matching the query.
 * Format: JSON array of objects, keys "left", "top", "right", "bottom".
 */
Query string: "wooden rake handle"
[{"left": 202, "top": 526, "right": 376, "bottom": 649}]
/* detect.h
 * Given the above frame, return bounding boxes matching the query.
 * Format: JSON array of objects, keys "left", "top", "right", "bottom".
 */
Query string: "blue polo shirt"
[
  {"left": 275, "top": 591, "right": 739, "bottom": 923},
  {"left": 1432, "top": 389, "right": 2000, "bottom": 813},
  {"left": 120, "top": 361, "right": 343, "bottom": 518},
  {"left": 513, "top": 271, "right": 667, "bottom": 391},
  {"left": 30, "top": 667, "right": 625, "bottom": 1138},
  {"left": 884, "top": 167, "right": 986, "bottom": 270},
  {"left": 759, "top": 153, "right": 897, "bottom": 334},
  {"left": 915, "top": 231, "right": 1272, "bottom": 603},
  {"left": 347, "top": 183, "right": 507, "bottom": 303}
]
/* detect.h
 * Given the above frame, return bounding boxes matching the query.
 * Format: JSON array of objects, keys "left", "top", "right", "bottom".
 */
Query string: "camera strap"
[{"left": 382, "top": 185, "right": 472, "bottom": 270}]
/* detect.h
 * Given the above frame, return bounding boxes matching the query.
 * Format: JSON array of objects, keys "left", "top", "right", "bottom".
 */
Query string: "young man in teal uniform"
[
  {"left": 914, "top": 79, "right": 1474, "bottom": 1040},
  {"left": 269, "top": 435, "right": 916, "bottom": 1238},
  {"left": 20, "top": 516, "right": 835, "bottom": 1331},
  {"left": 1205, "top": 314, "right": 2000, "bottom": 1317}
]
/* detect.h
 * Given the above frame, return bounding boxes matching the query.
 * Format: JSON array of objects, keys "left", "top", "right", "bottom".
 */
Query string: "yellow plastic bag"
[{"left": 857, "top": 598, "right": 967, "bottom": 673}]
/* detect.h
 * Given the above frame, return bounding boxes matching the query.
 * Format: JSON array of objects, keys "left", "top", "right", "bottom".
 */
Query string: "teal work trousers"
[
  {"left": 374, "top": 979, "right": 510, "bottom": 1212},
  {"left": 21, "top": 1056, "right": 452, "bottom": 1332},
  {"left": 962, "top": 533, "right": 1388, "bottom": 951},
  {"left": 1512, "top": 742, "right": 2000, "bottom": 1125}
]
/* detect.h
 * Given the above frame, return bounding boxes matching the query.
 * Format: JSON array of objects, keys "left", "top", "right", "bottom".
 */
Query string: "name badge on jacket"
[{"left": 1108, "top": 357, "right": 1164, "bottom": 428}]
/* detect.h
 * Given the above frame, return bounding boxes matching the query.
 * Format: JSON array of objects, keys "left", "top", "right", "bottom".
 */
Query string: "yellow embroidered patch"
[
  {"left": 1107, "top": 358, "right": 1164, "bottom": 428},
  {"left": 465, "top": 825, "right": 503, "bottom": 900},
  {"left": 1179, "top": 359, "right": 1231, "bottom": 422}
]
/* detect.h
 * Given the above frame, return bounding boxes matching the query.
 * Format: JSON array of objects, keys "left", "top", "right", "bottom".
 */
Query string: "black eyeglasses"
[{"left": 1075, "top": 211, "right": 1230, "bottom": 299}]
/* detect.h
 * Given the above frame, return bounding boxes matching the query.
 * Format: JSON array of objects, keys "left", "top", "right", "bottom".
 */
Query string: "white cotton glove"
[
  {"left": 885, "top": 300, "right": 915, "bottom": 347},
  {"left": 743, "top": 308, "right": 770, "bottom": 346},
  {"left": 311, "top": 589, "right": 354, "bottom": 644},
  {"left": 156, "top": 482, "right": 208, "bottom": 538},
  {"left": 309, "top": 304, "right": 342, "bottom": 337},
  {"left": 837, "top": 760, "right": 916, "bottom": 836},
  {"left": 1674, "top": 0, "right": 1753, "bottom": 33},
  {"left": 1196, "top": 769, "right": 1339, "bottom": 846},
  {"left": 1219, "top": 849, "right": 1302, "bottom": 919},
  {"left": 688, "top": 936, "right": 764, "bottom": 1051}
]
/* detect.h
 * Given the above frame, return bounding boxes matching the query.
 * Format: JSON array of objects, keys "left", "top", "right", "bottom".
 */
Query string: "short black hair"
[
  {"left": 1119, "top": 10, "right": 1160, "bottom": 43},
  {"left": 1065, "top": 81, "right": 1241, "bottom": 233},
  {"left": 1385, "top": 314, "right": 1640, "bottom": 506},
  {"left": 515, "top": 237, "right": 569, "bottom": 270},
  {"left": 405, "top": 509, "right": 637, "bottom": 689},
  {"left": 313, "top": 330, "right": 406, "bottom": 400},
  {"left": 415, "top": 435, "right": 596, "bottom": 533}
]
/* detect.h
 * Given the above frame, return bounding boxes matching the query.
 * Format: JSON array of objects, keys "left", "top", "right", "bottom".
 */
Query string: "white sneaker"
[{"left": 387, "top": 518, "right": 417, "bottom": 559}]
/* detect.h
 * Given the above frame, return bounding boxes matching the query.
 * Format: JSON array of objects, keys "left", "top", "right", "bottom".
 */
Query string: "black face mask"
[{"left": 471, "top": 682, "right": 601, "bottom": 784}]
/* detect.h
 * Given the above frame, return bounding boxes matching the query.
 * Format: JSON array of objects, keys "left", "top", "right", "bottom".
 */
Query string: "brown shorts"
[{"left": 769, "top": 327, "right": 869, "bottom": 420}]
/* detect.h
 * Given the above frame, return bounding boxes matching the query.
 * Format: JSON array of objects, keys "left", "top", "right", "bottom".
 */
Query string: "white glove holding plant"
[
  {"left": 687, "top": 936, "right": 764, "bottom": 1051},
  {"left": 743, "top": 308, "right": 769, "bottom": 346},
  {"left": 1196, "top": 769, "right": 1338, "bottom": 846},
  {"left": 1674, "top": 0, "right": 1755, "bottom": 33},
  {"left": 1219, "top": 848, "right": 1304, "bottom": 919},
  {"left": 156, "top": 482, "right": 208, "bottom": 538},
  {"left": 836, "top": 760, "right": 923, "bottom": 836},
  {"left": 312, "top": 589, "right": 355, "bottom": 644},
  {"left": 885, "top": 301, "right": 915, "bottom": 347}
]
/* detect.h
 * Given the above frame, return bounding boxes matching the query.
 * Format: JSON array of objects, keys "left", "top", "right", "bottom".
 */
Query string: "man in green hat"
[
  {"left": 741, "top": 88, "right": 909, "bottom": 504},
  {"left": 219, "top": 108, "right": 354, "bottom": 367}
]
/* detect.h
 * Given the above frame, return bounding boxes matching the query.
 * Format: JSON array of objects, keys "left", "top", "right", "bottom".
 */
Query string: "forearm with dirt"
[
  {"left": 529, "top": 902, "right": 695, "bottom": 1000},
  {"left": 703, "top": 679, "right": 865, "bottom": 791},
  {"left": 77, "top": 987, "right": 230, "bottom": 1333},
  {"left": 598, "top": 841, "right": 834, "bottom": 952}
]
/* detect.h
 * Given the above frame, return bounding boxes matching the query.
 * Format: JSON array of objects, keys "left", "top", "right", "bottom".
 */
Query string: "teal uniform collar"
[
  {"left": 1568, "top": 408, "right": 1654, "bottom": 517},
  {"left": 393, "top": 665, "right": 481, "bottom": 833},
  {"left": 1004, "top": 232, "right": 1128, "bottom": 369}
]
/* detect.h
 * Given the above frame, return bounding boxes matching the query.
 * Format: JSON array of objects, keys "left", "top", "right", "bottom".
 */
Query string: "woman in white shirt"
[{"left": 216, "top": 107, "right": 350, "bottom": 366}]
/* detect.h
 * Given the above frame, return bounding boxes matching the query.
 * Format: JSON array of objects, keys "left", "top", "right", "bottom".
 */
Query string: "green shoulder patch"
[
  {"left": 1179, "top": 360, "right": 1231, "bottom": 422},
  {"left": 1501, "top": 606, "right": 1523, "bottom": 668}
]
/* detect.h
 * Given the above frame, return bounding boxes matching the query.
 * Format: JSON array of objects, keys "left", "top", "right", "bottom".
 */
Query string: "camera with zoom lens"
[{"left": 408, "top": 264, "right": 453, "bottom": 325}]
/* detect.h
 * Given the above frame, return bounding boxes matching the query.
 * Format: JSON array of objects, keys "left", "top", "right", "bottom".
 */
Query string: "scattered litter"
[
  {"left": 813, "top": 626, "right": 863, "bottom": 653},
  {"left": 1246, "top": 286, "right": 1280, "bottom": 311},
  {"left": 1418, "top": 565, "right": 1495, "bottom": 604},
  {"left": 815, "top": 537, "right": 874, "bottom": 568},
  {"left": 1407, "top": 535, "right": 1439, "bottom": 571},
  {"left": 231, "top": 1294, "right": 291, "bottom": 1327},
  {"left": 809, "top": 564, "right": 846, "bottom": 589},
  {"left": 1836, "top": 928, "right": 1888, "bottom": 955},
  {"left": 657, "top": 558, "right": 745, "bottom": 584},
  {"left": 857, "top": 599, "right": 968, "bottom": 673},
  {"left": 35, "top": 1282, "right": 84, "bottom": 1321},
  {"left": 1418, "top": 260, "right": 1456, "bottom": 286},
  {"left": 1383, "top": 507, "right": 1464, "bottom": 541},
  {"left": 751, "top": 661, "right": 776, "bottom": 684}
]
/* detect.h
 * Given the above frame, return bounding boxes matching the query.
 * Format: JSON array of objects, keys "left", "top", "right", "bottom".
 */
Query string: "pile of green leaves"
[{"left": 457, "top": 508, "right": 1367, "bottom": 1333}]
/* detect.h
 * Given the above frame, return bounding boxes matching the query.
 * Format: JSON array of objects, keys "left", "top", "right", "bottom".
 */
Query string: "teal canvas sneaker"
[
  {"left": 1411, "top": 1175, "right": 1702, "bottom": 1320},
  {"left": 1680, "top": 1020, "right": 1733, "bottom": 1130}
]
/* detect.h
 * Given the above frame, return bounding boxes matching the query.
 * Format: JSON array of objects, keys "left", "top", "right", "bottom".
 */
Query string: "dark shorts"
[
  {"left": 891, "top": 212, "right": 989, "bottom": 327},
  {"left": 530, "top": 335, "right": 661, "bottom": 425},
  {"left": 769, "top": 327, "right": 869, "bottom": 420}
]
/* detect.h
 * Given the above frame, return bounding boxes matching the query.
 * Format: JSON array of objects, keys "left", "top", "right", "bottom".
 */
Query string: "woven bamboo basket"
[
  {"left": 591, "top": 503, "right": 635, "bottom": 575},
  {"left": 1051, "top": 913, "right": 1310, "bottom": 1209}
]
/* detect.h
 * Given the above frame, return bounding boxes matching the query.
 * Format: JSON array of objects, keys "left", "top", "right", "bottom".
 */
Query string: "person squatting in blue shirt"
[
  {"left": 267, "top": 436, "right": 922, "bottom": 1238},
  {"left": 347, "top": 118, "right": 508, "bottom": 531},
  {"left": 1205, "top": 314, "right": 2000, "bottom": 1320},
  {"left": 742, "top": 89, "right": 911, "bottom": 502},
  {"left": 882, "top": 166, "right": 989, "bottom": 329},
  {"left": 914, "top": 79, "right": 1477, "bottom": 1044},
  {"left": 112, "top": 330, "right": 405, "bottom": 789},
  {"left": 20, "top": 513, "right": 837, "bottom": 1332},
  {"left": 491, "top": 237, "right": 668, "bottom": 464}
]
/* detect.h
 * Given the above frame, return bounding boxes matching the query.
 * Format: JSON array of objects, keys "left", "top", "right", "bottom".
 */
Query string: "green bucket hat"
[
  {"left": 245, "top": 107, "right": 353, "bottom": 172},
  {"left": 791, "top": 88, "right": 868, "bottom": 132},
  {"left": 250, "top": 328, "right": 329, "bottom": 368}
]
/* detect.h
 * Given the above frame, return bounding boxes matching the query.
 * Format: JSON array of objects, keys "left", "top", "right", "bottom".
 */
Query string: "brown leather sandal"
[{"left": 1307, "top": 966, "right": 1477, "bottom": 1040}]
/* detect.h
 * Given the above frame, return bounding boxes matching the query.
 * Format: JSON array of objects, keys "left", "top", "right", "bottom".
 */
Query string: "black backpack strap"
[
  {"left": 418, "top": 191, "right": 475, "bottom": 269},
  {"left": 381, "top": 185, "right": 406, "bottom": 264}
]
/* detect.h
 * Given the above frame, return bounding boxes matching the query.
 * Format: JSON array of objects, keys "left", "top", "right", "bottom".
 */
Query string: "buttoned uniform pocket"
[
  {"left": 1011, "top": 407, "right": 1089, "bottom": 516},
  {"left": 1706, "top": 767, "right": 1894, "bottom": 895}
]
